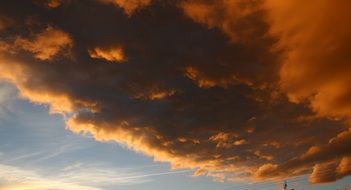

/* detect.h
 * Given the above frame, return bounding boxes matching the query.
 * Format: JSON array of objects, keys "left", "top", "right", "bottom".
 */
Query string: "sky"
[{"left": 0, "top": 0, "right": 351, "bottom": 190}]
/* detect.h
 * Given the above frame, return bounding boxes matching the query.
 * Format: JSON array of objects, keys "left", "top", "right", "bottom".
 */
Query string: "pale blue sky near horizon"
[{"left": 0, "top": 82, "right": 350, "bottom": 190}]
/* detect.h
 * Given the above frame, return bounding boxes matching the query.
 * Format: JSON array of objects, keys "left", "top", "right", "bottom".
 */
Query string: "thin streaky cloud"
[
  {"left": 0, "top": 163, "right": 193, "bottom": 190},
  {"left": 105, "top": 169, "right": 192, "bottom": 181}
]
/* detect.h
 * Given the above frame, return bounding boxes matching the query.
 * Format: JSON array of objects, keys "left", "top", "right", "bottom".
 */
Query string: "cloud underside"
[{"left": 0, "top": 0, "right": 351, "bottom": 184}]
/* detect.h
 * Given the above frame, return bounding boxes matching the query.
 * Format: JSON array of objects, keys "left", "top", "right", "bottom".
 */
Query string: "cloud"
[
  {"left": 179, "top": 0, "right": 278, "bottom": 89},
  {"left": 309, "top": 156, "right": 351, "bottom": 184},
  {"left": 264, "top": 0, "right": 351, "bottom": 120},
  {"left": 0, "top": 164, "right": 102, "bottom": 190},
  {"left": 34, "top": 0, "right": 63, "bottom": 8},
  {"left": 255, "top": 128, "right": 351, "bottom": 182},
  {"left": 0, "top": 15, "right": 14, "bottom": 31},
  {"left": 89, "top": 46, "right": 126, "bottom": 62},
  {"left": 45, "top": 0, "right": 63, "bottom": 8},
  {"left": 0, "top": 162, "right": 178, "bottom": 190},
  {"left": 180, "top": 0, "right": 263, "bottom": 43},
  {"left": 97, "top": 0, "right": 151, "bottom": 15},
  {"left": 14, "top": 26, "right": 72, "bottom": 60},
  {"left": 0, "top": 161, "right": 192, "bottom": 190},
  {"left": 0, "top": 0, "right": 350, "bottom": 184}
]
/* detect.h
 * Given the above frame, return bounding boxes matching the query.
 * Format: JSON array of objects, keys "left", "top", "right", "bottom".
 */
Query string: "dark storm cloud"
[{"left": 0, "top": 0, "right": 350, "bottom": 183}]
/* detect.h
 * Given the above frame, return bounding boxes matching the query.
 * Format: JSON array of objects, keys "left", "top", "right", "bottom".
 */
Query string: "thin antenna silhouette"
[{"left": 284, "top": 180, "right": 287, "bottom": 190}]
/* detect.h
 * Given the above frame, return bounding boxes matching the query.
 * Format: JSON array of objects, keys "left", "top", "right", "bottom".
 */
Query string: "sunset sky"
[{"left": 0, "top": 0, "right": 351, "bottom": 190}]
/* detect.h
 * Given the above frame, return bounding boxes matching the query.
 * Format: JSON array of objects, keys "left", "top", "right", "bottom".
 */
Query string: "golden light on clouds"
[
  {"left": 0, "top": 0, "right": 351, "bottom": 185},
  {"left": 264, "top": 0, "right": 351, "bottom": 121},
  {"left": 98, "top": 0, "right": 151, "bottom": 15},
  {"left": 89, "top": 47, "right": 126, "bottom": 63},
  {"left": 44, "top": 0, "right": 62, "bottom": 8},
  {"left": 180, "top": 0, "right": 261, "bottom": 43},
  {"left": 14, "top": 26, "right": 72, "bottom": 60}
]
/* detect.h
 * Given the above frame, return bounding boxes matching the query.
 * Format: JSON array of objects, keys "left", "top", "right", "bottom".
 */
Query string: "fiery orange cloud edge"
[{"left": 0, "top": 0, "right": 351, "bottom": 185}]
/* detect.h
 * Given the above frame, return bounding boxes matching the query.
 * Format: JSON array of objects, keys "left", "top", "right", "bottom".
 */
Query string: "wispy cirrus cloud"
[
  {"left": 0, "top": 163, "right": 191, "bottom": 190},
  {"left": 0, "top": 164, "right": 103, "bottom": 190}
]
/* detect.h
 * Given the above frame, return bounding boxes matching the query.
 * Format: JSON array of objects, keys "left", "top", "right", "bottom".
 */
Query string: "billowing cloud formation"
[
  {"left": 264, "top": 0, "right": 351, "bottom": 120},
  {"left": 0, "top": 0, "right": 350, "bottom": 184},
  {"left": 255, "top": 128, "right": 351, "bottom": 181},
  {"left": 180, "top": 0, "right": 278, "bottom": 89}
]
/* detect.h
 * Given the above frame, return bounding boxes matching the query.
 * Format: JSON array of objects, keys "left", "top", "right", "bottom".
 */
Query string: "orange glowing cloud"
[
  {"left": 133, "top": 89, "right": 175, "bottom": 100},
  {"left": 184, "top": 66, "right": 253, "bottom": 88},
  {"left": 66, "top": 118, "right": 242, "bottom": 176},
  {"left": 15, "top": 26, "right": 72, "bottom": 60},
  {"left": 0, "top": 58, "right": 90, "bottom": 114},
  {"left": 42, "top": 0, "right": 63, "bottom": 8},
  {"left": 98, "top": 0, "right": 151, "bottom": 15},
  {"left": 255, "top": 129, "right": 351, "bottom": 182},
  {"left": 264, "top": 0, "right": 351, "bottom": 120},
  {"left": 180, "top": 0, "right": 262, "bottom": 43},
  {"left": 89, "top": 46, "right": 126, "bottom": 63}
]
